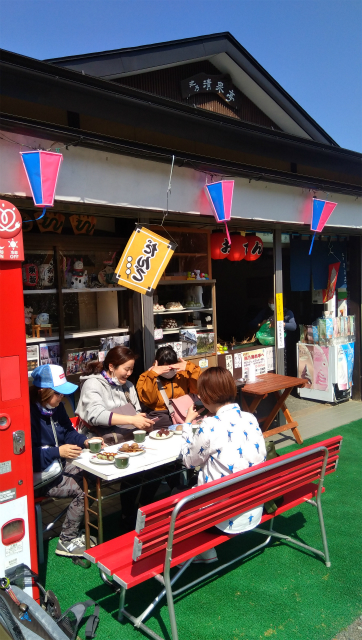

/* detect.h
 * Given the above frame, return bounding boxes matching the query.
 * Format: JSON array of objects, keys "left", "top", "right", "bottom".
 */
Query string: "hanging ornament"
[
  {"left": 20, "top": 151, "right": 63, "bottom": 224},
  {"left": 210, "top": 230, "right": 230, "bottom": 260},
  {"left": 309, "top": 198, "right": 337, "bottom": 254},
  {"left": 244, "top": 235, "right": 263, "bottom": 261},
  {"left": 227, "top": 232, "right": 247, "bottom": 261},
  {"left": 204, "top": 180, "right": 234, "bottom": 244}
]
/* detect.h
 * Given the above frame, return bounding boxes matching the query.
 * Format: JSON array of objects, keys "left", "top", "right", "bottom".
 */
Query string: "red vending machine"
[{"left": 0, "top": 201, "right": 38, "bottom": 596}]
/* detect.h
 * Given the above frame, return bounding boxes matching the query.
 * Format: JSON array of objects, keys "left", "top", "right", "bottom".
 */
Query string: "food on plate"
[
  {"left": 184, "top": 300, "right": 202, "bottom": 308},
  {"left": 165, "top": 302, "right": 183, "bottom": 310},
  {"left": 96, "top": 451, "right": 115, "bottom": 461},
  {"left": 118, "top": 442, "right": 144, "bottom": 453},
  {"left": 161, "top": 318, "right": 178, "bottom": 329},
  {"left": 176, "top": 425, "right": 182, "bottom": 431},
  {"left": 156, "top": 428, "right": 171, "bottom": 438},
  {"left": 153, "top": 303, "right": 165, "bottom": 312},
  {"left": 183, "top": 321, "right": 196, "bottom": 327}
]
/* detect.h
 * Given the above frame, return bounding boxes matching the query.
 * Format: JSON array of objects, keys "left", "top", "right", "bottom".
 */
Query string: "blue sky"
[{"left": 0, "top": 0, "right": 361, "bottom": 152}]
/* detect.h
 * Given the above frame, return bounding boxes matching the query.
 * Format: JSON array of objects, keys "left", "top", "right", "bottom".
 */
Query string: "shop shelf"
[
  {"left": 23, "top": 289, "right": 57, "bottom": 295},
  {"left": 158, "top": 279, "right": 216, "bottom": 285},
  {"left": 62, "top": 287, "right": 126, "bottom": 293},
  {"left": 64, "top": 327, "right": 129, "bottom": 339},
  {"left": 153, "top": 308, "right": 213, "bottom": 315},
  {"left": 26, "top": 335, "right": 59, "bottom": 344},
  {"left": 157, "top": 326, "right": 214, "bottom": 335}
]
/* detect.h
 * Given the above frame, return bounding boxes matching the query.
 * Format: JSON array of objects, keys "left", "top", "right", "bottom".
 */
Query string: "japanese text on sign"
[
  {"left": 180, "top": 73, "right": 241, "bottom": 110},
  {"left": 115, "top": 226, "right": 176, "bottom": 296}
]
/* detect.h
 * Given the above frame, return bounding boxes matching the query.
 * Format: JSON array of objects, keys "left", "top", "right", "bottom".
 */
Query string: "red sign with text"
[{"left": 0, "top": 200, "right": 24, "bottom": 261}]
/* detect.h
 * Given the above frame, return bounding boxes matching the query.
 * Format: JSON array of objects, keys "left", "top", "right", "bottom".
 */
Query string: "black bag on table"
[{"left": 0, "top": 564, "right": 99, "bottom": 640}]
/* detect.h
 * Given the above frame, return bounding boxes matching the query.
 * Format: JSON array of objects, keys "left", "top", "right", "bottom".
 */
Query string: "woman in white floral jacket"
[{"left": 181, "top": 366, "right": 266, "bottom": 563}]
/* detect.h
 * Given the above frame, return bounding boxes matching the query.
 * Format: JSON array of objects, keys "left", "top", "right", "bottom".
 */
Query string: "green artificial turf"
[{"left": 41, "top": 420, "right": 362, "bottom": 640}]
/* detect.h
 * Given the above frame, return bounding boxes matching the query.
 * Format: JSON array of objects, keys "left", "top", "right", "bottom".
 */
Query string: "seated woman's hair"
[
  {"left": 29, "top": 385, "right": 54, "bottom": 405},
  {"left": 155, "top": 346, "right": 178, "bottom": 366},
  {"left": 82, "top": 346, "right": 136, "bottom": 375},
  {"left": 197, "top": 367, "right": 237, "bottom": 405}
]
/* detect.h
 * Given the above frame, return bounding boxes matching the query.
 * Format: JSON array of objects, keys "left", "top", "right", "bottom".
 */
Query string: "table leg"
[
  {"left": 262, "top": 388, "right": 303, "bottom": 444},
  {"left": 96, "top": 477, "right": 104, "bottom": 545},
  {"left": 241, "top": 394, "right": 265, "bottom": 414},
  {"left": 279, "top": 393, "right": 303, "bottom": 444},
  {"left": 83, "top": 473, "right": 90, "bottom": 549}
]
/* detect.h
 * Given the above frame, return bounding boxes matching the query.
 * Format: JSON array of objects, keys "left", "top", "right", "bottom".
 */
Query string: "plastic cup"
[
  {"left": 115, "top": 454, "right": 129, "bottom": 469},
  {"left": 134, "top": 430, "right": 146, "bottom": 443},
  {"left": 88, "top": 438, "right": 103, "bottom": 453}
]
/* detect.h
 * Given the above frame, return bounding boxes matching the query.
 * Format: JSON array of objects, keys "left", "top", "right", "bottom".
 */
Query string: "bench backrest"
[{"left": 132, "top": 435, "right": 342, "bottom": 561}]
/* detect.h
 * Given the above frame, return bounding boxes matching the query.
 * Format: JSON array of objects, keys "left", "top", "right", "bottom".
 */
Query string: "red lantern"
[
  {"left": 227, "top": 233, "right": 247, "bottom": 261},
  {"left": 210, "top": 231, "right": 230, "bottom": 260},
  {"left": 244, "top": 235, "right": 263, "bottom": 261}
]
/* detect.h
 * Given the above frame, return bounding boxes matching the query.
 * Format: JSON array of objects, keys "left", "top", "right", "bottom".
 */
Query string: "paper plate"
[
  {"left": 149, "top": 431, "right": 174, "bottom": 440},
  {"left": 91, "top": 456, "right": 115, "bottom": 465},
  {"left": 117, "top": 448, "right": 145, "bottom": 457}
]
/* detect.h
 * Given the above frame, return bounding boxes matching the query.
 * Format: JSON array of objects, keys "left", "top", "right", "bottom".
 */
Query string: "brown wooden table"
[{"left": 237, "top": 373, "right": 307, "bottom": 444}]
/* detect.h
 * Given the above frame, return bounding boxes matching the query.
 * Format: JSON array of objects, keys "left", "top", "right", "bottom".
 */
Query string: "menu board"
[{"left": 241, "top": 348, "right": 267, "bottom": 377}]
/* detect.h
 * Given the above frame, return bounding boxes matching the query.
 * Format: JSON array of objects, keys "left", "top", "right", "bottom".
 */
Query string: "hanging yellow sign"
[{"left": 115, "top": 226, "right": 176, "bottom": 296}]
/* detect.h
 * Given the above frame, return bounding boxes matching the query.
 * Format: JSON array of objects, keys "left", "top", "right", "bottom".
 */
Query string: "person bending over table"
[
  {"left": 30, "top": 364, "right": 98, "bottom": 558},
  {"left": 137, "top": 346, "right": 201, "bottom": 427},
  {"left": 76, "top": 346, "right": 158, "bottom": 527},
  {"left": 181, "top": 366, "right": 266, "bottom": 564}
]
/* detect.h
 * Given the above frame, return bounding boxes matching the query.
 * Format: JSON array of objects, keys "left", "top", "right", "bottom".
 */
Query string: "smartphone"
[{"left": 194, "top": 398, "right": 204, "bottom": 411}]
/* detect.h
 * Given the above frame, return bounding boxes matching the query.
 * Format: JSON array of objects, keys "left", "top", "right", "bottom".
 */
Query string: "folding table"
[
  {"left": 71, "top": 434, "right": 183, "bottom": 551},
  {"left": 237, "top": 373, "right": 307, "bottom": 444}
]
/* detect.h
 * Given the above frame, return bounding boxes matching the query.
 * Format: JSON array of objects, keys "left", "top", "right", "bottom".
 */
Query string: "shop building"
[{"left": 0, "top": 33, "right": 361, "bottom": 401}]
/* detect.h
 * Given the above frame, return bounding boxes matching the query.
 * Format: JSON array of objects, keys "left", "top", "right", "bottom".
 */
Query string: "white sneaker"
[{"left": 192, "top": 548, "right": 218, "bottom": 564}]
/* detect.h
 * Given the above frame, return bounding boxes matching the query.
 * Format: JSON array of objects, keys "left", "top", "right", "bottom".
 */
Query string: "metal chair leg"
[
  {"left": 35, "top": 503, "right": 44, "bottom": 565},
  {"left": 118, "top": 587, "right": 126, "bottom": 621}
]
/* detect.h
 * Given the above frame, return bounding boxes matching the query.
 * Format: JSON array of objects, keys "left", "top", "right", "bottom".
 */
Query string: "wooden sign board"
[{"left": 114, "top": 226, "right": 176, "bottom": 296}]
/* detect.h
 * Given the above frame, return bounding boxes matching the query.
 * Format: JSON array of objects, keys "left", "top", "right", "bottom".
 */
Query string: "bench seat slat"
[
  {"left": 106, "top": 483, "right": 322, "bottom": 589},
  {"left": 136, "top": 438, "right": 341, "bottom": 533},
  {"left": 132, "top": 456, "right": 338, "bottom": 559},
  {"left": 137, "top": 455, "right": 338, "bottom": 543}
]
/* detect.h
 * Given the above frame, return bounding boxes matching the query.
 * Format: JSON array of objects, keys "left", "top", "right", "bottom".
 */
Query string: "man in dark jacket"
[{"left": 30, "top": 364, "right": 97, "bottom": 558}]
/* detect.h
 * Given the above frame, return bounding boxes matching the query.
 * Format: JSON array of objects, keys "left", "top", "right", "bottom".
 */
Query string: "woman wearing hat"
[{"left": 30, "top": 364, "right": 97, "bottom": 558}]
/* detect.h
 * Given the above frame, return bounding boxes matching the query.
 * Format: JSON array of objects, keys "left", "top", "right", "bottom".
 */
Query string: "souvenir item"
[
  {"left": 98, "top": 265, "right": 116, "bottom": 287},
  {"left": 70, "top": 259, "right": 88, "bottom": 289},
  {"left": 36, "top": 313, "right": 49, "bottom": 326},
  {"left": 22, "top": 263, "right": 39, "bottom": 287},
  {"left": 24, "top": 306, "right": 33, "bottom": 326},
  {"left": 39, "top": 258, "right": 54, "bottom": 288}
]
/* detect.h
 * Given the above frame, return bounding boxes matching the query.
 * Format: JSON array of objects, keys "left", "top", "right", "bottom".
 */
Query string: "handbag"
[
  {"left": 156, "top": 379, "right": 198, "bottom": 425},
  {"left": 33, "top": 417, "right": 63, "bottom": 490}
]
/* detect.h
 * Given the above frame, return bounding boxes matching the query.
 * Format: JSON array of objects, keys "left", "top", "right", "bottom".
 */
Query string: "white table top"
[{"left": 71, "top": 433, "right": 183, "bottom": 481}]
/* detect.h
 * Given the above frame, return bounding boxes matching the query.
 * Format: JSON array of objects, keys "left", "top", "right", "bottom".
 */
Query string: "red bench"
[{"left": 85, "top": 435, "right": 342, "bottom": 640}]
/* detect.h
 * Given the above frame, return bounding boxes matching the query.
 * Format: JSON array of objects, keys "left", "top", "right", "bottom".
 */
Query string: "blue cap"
[{"left": 31, "top": 364, "right": 78, "bottom": 395}]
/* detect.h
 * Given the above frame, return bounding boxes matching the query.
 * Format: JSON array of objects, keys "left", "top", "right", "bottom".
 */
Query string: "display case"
[
  {"left": 143, "top": 226, "right": 217, "bottom": 371},
  {"left": 23, "top": 233, "right": 132, "bottom": 382}
]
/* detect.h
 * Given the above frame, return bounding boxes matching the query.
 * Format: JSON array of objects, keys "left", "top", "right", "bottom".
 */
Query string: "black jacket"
[{"left": 31, "top": 402, "right": 87, "bottom": 472}]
